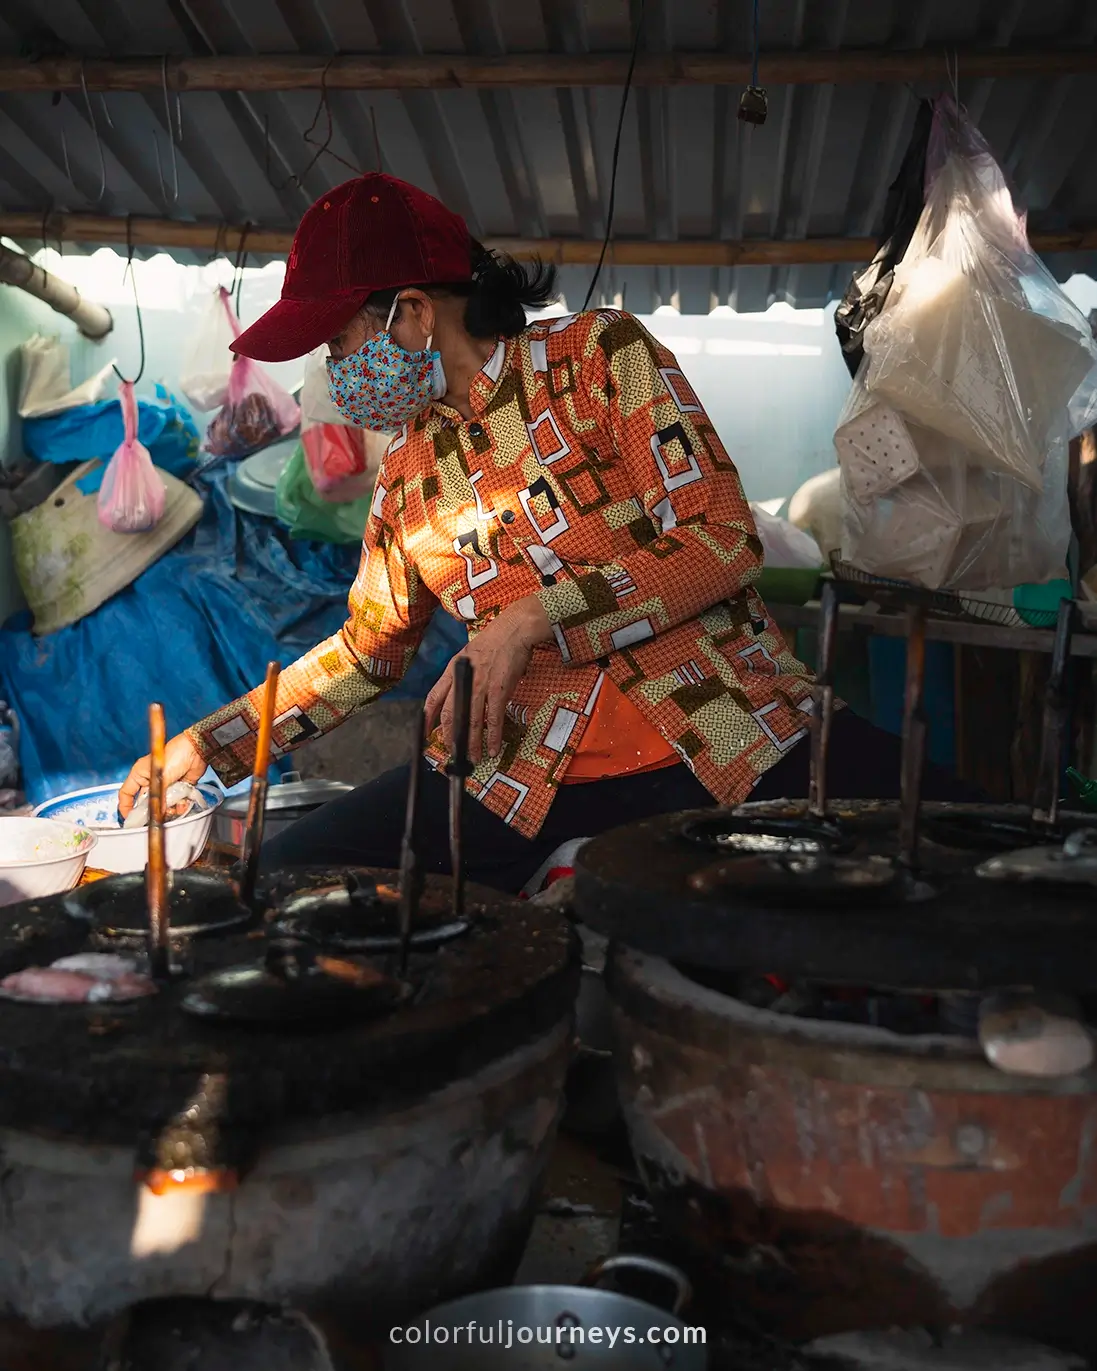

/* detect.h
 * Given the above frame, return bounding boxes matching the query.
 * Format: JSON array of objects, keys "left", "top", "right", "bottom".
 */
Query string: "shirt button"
[
  {"left": 540, "top": 574, "right": 556, "bottom": 587},
  {"left": 500, "top": 510, "right": 515, "bottom": 524},
  {"left": 468, "top": 422, "right": 484, "bottom": 438}
]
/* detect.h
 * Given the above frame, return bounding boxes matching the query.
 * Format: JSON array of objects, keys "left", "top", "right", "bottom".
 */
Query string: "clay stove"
[
  {"left": 576, "top": 588, "right": 1097, "bottom": 1359},
  {"left": 0, "top": 675, "right": 579, "bottom": 1342},
  {"left": 0, "top": 868, "right": 578, "bottom": 1332}
]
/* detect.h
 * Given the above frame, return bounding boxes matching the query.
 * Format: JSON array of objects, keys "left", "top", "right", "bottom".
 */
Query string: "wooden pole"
[
  {"left": 2, "top": 47, "right": 1097, "bottom": 93},
  {"left": 2, "top": 212, "right": 1095, "bottom": 266},
  {"left": 0, "top": 244, "right": 113, "bottom": 338},
  {"left": 146, "top": 702, "right": 171, "bottom": 983}
]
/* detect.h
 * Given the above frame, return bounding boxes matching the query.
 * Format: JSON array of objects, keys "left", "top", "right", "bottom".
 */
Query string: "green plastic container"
[{"left": 756, "top": 566, "right": 823, "bottom": 606}]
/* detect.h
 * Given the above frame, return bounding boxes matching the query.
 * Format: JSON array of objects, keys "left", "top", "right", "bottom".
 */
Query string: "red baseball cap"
[{"left": 232, "top": 174, "right": 474, "bottom": 362}]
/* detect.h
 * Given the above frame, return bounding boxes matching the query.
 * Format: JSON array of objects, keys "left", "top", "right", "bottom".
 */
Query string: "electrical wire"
[
  {"left": 752, "top": 0, "right": 760, "bottom": 87},
  {"left": 581, "top": 0, "right": 647, "bottom": 311}
]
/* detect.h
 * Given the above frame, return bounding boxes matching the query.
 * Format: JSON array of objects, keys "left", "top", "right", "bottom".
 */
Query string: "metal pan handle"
[{"left": 581, "top": 1254, "right": 693, "bottom": 1316}]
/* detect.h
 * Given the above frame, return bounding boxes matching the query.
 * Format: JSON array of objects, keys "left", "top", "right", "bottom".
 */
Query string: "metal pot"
[
  {"left": 212, "top": 772, "right": 353, "bottom": 849},
  {"left": 386, "top": 1256, "right": 707, "bottom": 1368}
]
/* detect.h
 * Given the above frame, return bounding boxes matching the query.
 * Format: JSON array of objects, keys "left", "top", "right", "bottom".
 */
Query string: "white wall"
[
  {"left": 642, "top": 304, "right": 853, "bottom": 503},
  {"left": 6, "top": 246, "right": 1097, "bottom": 537},
  {"left": 23, "top": 247, "right": 857, "bottom": 505}
]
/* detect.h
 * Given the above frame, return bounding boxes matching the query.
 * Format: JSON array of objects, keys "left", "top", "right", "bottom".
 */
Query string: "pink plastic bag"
[
  {"left": 299, "top": 349, "right": 380, "bottom": 501},
  {"left": 203, "top": 292, "right": 300, "bottom": 459},
  {"left": 97, "top": 381, "right": 167, "bottom": 533}
]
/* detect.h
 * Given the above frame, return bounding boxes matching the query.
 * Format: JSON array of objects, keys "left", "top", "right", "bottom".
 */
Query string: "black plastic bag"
[{"left": 834, "top": 99, "right": 933, "bottom": 379}]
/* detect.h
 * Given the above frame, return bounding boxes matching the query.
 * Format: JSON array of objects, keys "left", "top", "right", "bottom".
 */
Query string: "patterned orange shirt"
[{"left": 188, "top": 311, "right": 815, "bottom": 839}]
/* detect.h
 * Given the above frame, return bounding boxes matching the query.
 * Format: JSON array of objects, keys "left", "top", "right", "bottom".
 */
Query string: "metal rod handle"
[
  {"left": 237, "top": 661, "right": 280, "bottom": 910},
  {"left": 398, "top": 710, "right": 427, "bottom": 977},
  {"left": 447, "top": 658, "right": 474, "bottom": 924},
  {"left": 898, "top": 606, "right": 927, "bottom": 870},
  {"left": 808, "top": 580, "right": 839, "bottom": 822},
  {"left": 449, "top": 657, "right": 474, "bottom": 779},
  {"left": 1032, "top": 598, "right": 1075, "bottom": 832}
]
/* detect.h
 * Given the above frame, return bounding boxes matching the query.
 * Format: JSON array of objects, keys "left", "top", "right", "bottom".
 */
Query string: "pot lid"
[{"left": 220, "top": 775, "right": 353, "bottom": 816}]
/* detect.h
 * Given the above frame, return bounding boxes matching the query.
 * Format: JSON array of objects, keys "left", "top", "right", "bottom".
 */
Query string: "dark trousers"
[{"left": 259, "top": 710, "right": 984, "bottom": 895}]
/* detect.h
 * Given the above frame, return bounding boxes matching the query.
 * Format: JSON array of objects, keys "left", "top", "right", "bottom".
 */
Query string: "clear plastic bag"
[
  {"left": 180, "top": 287, "right": 240, "bottom": 413},
  {"left": 298, "top": 349, "right": 389, "bottom": 502},
  {"left": 18, "top": 335, "right": 114, "bottom": 419},
  {"left": 838, "top": 97, "right": 1097, "bottom": 591},
  {"left": 96, "top": 381, "right": 167, "bottom": 534},
  {"left": 204, "top": 348, "right": 301, "bottom": 461},
  {"left": 749, "top": 503, "right": 822, "bottom": 569}
]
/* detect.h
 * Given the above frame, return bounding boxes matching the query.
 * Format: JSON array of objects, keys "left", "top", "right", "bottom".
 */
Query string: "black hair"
[{"left": 365, "top": 242, "right": 558, "bottom": 339}]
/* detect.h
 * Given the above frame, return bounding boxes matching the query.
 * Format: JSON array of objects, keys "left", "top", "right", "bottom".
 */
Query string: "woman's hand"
[
  {"left": 425, "top": 596, "right": 552, "bottom": 763},
  {"left": 118, "top": 732, "right": 206, "bottom": 819}
]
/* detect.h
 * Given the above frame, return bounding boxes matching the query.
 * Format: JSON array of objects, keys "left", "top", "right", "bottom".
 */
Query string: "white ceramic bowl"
[
  {"left": 33, "top": 784, "right": 222, "bottom": 875},
  {"left": 0, "top": 817, "right": 98, "bottom": 906}
]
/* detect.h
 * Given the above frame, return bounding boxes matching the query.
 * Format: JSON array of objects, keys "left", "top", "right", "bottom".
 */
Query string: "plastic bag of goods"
[
  {"left": 18, "top": 335, "right": 114, "bottom": 419},
  {"left": 299, "top": 349, "right": 389, "bottom": 502},
  {"left": 274, "top": 443, "right": 373, "bottom": 544},
  {"left": 180, "top": 287, "right": 240, "bottom": 414},
  {"left": 748, "top": 503, "right": 822, "bottom": 569},
  {"left": 203, "top": 306, "right": 300, "bottom": 460},
  {"left": 836, "top": 96, "right": 1097, "bottom": 592},
  {"left": 96, "top": 381, "right": 167, "bottom": 533}
]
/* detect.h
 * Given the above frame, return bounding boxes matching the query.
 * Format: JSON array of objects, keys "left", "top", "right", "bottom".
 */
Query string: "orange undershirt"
[{"left": 563, "top": 678, "right": 678, "bottom": 783}]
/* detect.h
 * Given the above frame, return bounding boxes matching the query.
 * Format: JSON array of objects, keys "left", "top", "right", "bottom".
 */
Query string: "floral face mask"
[{"left": 326, "top": 296, "right": 447, "bottom": 430}]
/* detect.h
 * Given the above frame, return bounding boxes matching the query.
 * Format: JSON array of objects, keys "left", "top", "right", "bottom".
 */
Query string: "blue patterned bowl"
[{"left": 33, "top": 784, "right": 222, "bottom": 874}]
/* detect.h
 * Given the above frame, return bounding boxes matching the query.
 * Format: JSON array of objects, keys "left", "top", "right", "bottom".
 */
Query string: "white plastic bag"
[
  {"left": 789, "top": 468, "right": 842, "bottom": 559},
  {"left": 838, "top": 97, "right": 1097, "bottom": 591},
  {"left": 97, "top": 381, "right": 167, "bottom": 533},
  {"left": 18, "top": 335, "right": 114, "bottom": 419},
  {"left": 749, "top": 503, "right": 822, "bottom": 569},
  {"left": 180, "top": 287, "right": 240, "bottom": 413},
  {"left": 299, "top": 349, "right": 388, "bottom": 502}
]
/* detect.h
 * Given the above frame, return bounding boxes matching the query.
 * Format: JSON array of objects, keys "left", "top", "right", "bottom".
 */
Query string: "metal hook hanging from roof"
[
  {"left": 264, "top": 56, "right": 361, "bottom": 196},
  {"left": 112, "top": 216, "right": 147, "bottom": 387},
  {"left": 232, "top": 222, "right": 251, "bottom": 317},
  {"left": 154, "top": 55, "right": 181, "bottom": 208},
  {"left": 79, "top": 59, "right": 108, "bottom": 205}
]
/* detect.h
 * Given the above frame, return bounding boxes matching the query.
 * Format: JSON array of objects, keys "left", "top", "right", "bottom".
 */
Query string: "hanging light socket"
[{"left": 738, "top": 85, "right": 768, "bottom": 125}]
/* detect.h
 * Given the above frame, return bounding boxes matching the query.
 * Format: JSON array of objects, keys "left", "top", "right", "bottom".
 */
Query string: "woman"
[{"left": 120, "top": 173, "right": 973, "bottom": 892}]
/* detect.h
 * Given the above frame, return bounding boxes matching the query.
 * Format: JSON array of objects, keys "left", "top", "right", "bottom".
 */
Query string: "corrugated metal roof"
[{"left": 1, "top": 0, "right": 1096, "bottom": 312}]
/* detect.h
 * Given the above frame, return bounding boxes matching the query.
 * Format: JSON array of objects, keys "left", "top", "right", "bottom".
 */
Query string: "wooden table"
[
  {"left": 771, "top": 600, "right": 1097, "bottom": 657},
  {"left": 771, "top": 599, "right": 1097, "bottom": 802}
]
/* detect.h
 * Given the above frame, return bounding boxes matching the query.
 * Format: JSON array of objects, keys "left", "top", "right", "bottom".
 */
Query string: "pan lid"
[{"left": 219, "top": 772, "right": 353, "bottom": 817}]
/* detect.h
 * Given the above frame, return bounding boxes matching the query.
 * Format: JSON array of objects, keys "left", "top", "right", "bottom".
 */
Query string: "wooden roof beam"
[
  {"left": 3, "top": 212, "right": 1096, "bottom": 265},
  {"left": 2, "top": 47, "right": 1097, "bottom": 93}
]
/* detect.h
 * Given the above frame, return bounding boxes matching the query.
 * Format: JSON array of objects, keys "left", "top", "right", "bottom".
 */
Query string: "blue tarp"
[
  {"left": 0, "top": 469, "right": 466, "bottom": 806},
  {"left": 21, "top": 385, "right": 201, "bottom": 492}
]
